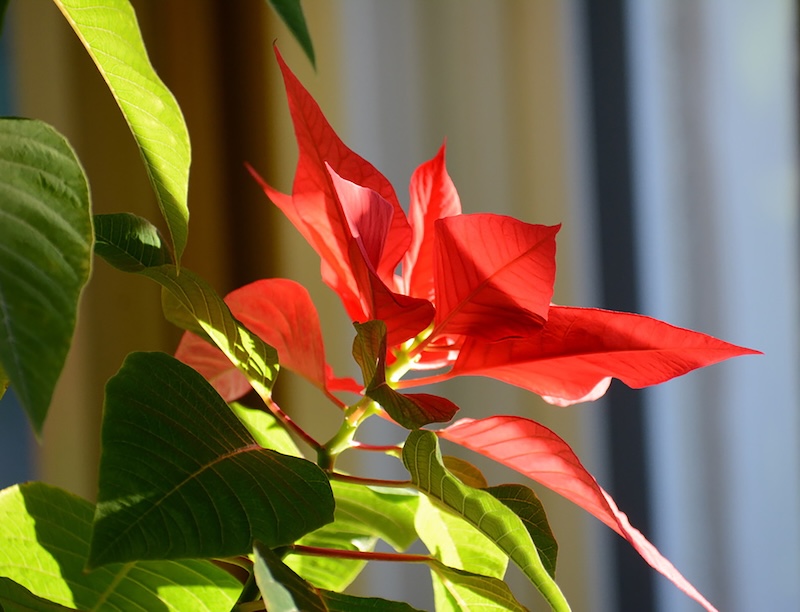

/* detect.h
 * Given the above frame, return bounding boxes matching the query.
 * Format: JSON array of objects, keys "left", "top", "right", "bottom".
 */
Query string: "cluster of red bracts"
[{"left": 176, "top": 48, "right": 758, "bottom": 612}]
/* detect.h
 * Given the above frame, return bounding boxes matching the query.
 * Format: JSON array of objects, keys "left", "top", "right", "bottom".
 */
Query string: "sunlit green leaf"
[
  {"left": 0, "top": 577, "right": 78, "bottom": 611},
  {"left": 254, "top": 543, "right": 423, "bottom": 612},
  {"left": 266, "top": 0, "right": 315, "bottom": 68},
  {"left": 403, "top": 430, "right": 569, "bottom": 611},
  {"left": 0, "top": 119, "right": 92, "bottom": 434},
  {"left": 285, "top": 526, "right": 375, "bottom": 592},
  {"left": 230, "top": 401, "right": 302, "bottom": 456},
  {"left": 53, "top": 0, "right": 191, "bottom": 263},
  {"left": 285, "top": 481, "right": 419, "bottom": 591},
  {"left": 95, "top": 213, "right": 279, "bottom": 400},
  {"left": 0, "top": 482, "right": 241, "bottom": 610},
  {"left": 428, "top": 560, "right": 529, "bottom": 612},
  {"left": 89, "top": 352, "right": 333, "bottom": 567}
]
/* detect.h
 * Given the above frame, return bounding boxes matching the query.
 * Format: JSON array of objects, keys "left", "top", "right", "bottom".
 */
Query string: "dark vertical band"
[{"left": 582, "top": 2, "right": 655, "bottom": 609}]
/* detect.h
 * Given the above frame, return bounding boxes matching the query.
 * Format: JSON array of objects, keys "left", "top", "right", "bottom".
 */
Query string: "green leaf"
[
  {"left": 352, "top": 321, "right": 458, "bottom": 428},
  {"left": 331, "top": 481, "right": 419, "bottom": 551},
  {"left": 0, "top": 482, "right": 241, "bottom": 610},
  {"left": 95, "top": 213, "right": 279, "bottom": 399},
  {"left": 254, "top": 543, "right": 423, "bottom": 612},
  {"left": 442, "top": 455, "right": 489, "bottom": 489},
  {"left": 0, "top": 118, "right": 92, "bottom": 434},
  {"left": 230, "top": 401, "right": 302, "bottom": 456},
  {"left": 266, "top": 0, "right": 316, "bottom": 68},
  {"left": 93, "top": 212, "right": 173, "bottom": 272},
  {"left": 0, "top": 1, "right": 9, "bottom": 36},
  {"left": 487, "top": 484, "right": 558, "bottom": 579},
  {"left": 427, "top": 560, "right": 529, "bottom": 612},
  {"left": 403, "top": 430, "right": 570, "bottom": 611},
  {"left": 285, "top": 526, "right": 375, "bottom": 592},
  {"left": 415, "top": 494, "right": 507, "bottom": 579},
  {"left": 285, "top": 481, "right": 419, "bottom": 591},
  {"left": 53, "top": 0, "right": 191, "bottom": 263},
  {"left": 0, "top": 578, "right": 78, "bottom": 611},
  {"left": 89, "top": 352, "right": 334, "bottom": 567}
]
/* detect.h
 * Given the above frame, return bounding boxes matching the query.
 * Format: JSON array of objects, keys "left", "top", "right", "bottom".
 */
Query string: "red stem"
[
  {"left": 329, "top": 472, "right": 412, "bottom": 488},
  {"left": 264, "top": 396, "right": 323, "bottom": 452},
  {"left": 289, "top": 545, "right": 432, "bottom": 564},
  {"left": 350, "top": 441, "right": 402, "bottom": 453},
  {"left": 392, "top": 371, "right": 453, "bottom": 390}
]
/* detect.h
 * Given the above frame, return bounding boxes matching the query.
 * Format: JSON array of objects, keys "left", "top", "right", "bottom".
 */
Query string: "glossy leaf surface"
[
  {"left": 403, "top": 430, "right": 568, "bottom": 611},
  {"left": 0, "top": 482, "right": 241, "bottom": 610},
  {"left": 451, "top": 305, "right": 760, "bottom": 406},
  {"left": 439, "top": 416, "right": 718, "bottom": 611},
  {"left": 254, "top": 543, "right": 424, "bottom": 612},
  {"left": 0, "top": 119, "right": 92, "bottom": 434},
  {"left": 89, "top": 352, "right": 333, "bottom": 567},
  {"left": 353, "top": 321, "right": 458, "bottom": 428},
  {"left": 95, "top": 213, "right": 280, "bottom": 400},
  {"left": 433, "top": 215, "right": 558, "bottom": 341},
  {"left": 53, "top": 0, "right": 190, "bottom": 262}
]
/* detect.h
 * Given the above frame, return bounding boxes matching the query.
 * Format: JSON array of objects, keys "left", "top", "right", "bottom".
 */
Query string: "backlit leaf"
[
  {"left": 254, "top": 542, "right": 423, "bottom": 612},
  {"left": 402, "top": 143, "right": 461, "bottom": 303},
  {"left": 438, "top": 415, "right": 719, "bottom": 612},
  {"left": 89, "top": 352, "right": 333, "bottom": 567},
  {"left": 0, "top": 577, "right": 77, "bottom": 611},
  {"left": 353, "top": 321, "right": 458, "bottom": 428},
  {"left": 403, "top": 430, "right": 569, "bottom": 611},
  {"left": 450, "top": 305, "right": 760, "bottom": 406},
  {"left": 249, "top": 49, "right": 417, "bottom": 322},
  {"left": 229, "top": 401, "right": 302, "bottom": 457},
  {"left": 428, "top": 560, "right": 529, "bottom": 612},
  {"left": 95, "top": 213, "right": 280, "bottom": 400},
  {"left": 0, "top": 119, "right": 92, "bottom": 434},
  {"left": 432, "top": 215, "right": 558, "bottom": 342},
  {"left": 53, "top": 0, "right": 190, "bottom": 262},
  {"left": 285, "top": 481, "right": 418, "bottom": 591},
  {"left": 0, "top": 482, "right": 241, "bottom": 610}
]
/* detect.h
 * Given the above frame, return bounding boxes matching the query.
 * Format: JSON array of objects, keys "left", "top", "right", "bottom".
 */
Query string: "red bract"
[
  {"left": 438, "top": 416, "right": 719, "bottom": 612},
  {"left": 441, "top": 305, "right": 761, "bottom": 405},
  {"left": 175, "top": 278, "right": 360, "bottom": 402},
  {"left": 178, "top": 48, "right": 760, "bottom": 611}
]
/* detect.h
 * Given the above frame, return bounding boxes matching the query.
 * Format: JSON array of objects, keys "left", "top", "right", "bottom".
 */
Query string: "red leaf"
[
  {"left": 432, "top": 215, "right": 558, "bottom": 342},
  {"left": 438, "top": 416, "right": 719, "bottom": 612},
  {"left": 402, "top": 143, "right": 461, "bottom": 302},
  {"left": 272, "top": 47, "right": 411, "bottom": 285},
  {"left": 175, "top": 279, "right": 360, "bottom": 399},
  {"left": 327, "top": 168, "right": 435, "bottom": 345},
  {"left": 450, "top": 306, "right": 760, "bottom": 405}
]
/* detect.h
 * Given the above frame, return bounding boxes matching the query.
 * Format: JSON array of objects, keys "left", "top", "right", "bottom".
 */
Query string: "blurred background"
[{"left": 0, "top": 1, "right": 797, "bottom": 610}]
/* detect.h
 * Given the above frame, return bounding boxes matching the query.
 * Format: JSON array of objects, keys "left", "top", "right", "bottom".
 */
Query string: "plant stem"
[
  {"left": 263, "top": 395, "right": 323, "bottom": 452},
  {"left": 329, "top": 472, "right": 412, "bottom": 488},
  {"left": 392, "top": 371, "right": 452, "bottom": 390},
  {"left": 288, "top": 544, "right": 432, "bottom": 564},
  {"left": 350, "top": 441, "right": 403, "bottom": 453}
]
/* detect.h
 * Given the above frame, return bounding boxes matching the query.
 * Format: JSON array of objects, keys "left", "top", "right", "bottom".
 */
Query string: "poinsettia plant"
[{"left": 0, "top": 2, "right": 757, "bottom": 611}]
